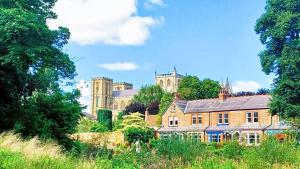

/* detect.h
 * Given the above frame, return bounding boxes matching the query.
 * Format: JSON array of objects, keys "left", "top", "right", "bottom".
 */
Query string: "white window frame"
[
  {"left": 211, "top": 134, "right": 221, "bottom": 143},
  {"left": 168, "top": 117, "right": 174, "bottom": 127},
  {"left": 246, "top": 132, "right": 260, "bottom": 145},
  {"left": 246, "top": 112, "right": 252, "bottom": 123},
  {"left": 224, "top": 113, "right": 229, "bottom": 124},
  {"left": 198, "top": 114, "right": 202, "bottom": 125},
  {"left": 218, "top": 113, "right": 223, "bottom": 124},
  {"left": 174, "top": 117, "right": 178, "bottom": 126},
  {"left": 192, "top": 115, "right": 197, "bottom": 125},
  {"left": 253, "top": 112, "right": 259, "bottom": 123}
]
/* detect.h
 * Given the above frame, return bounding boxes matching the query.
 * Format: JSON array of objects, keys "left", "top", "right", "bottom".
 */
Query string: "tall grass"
[{"left": 0, "top": 132, "right": 299, "bottom": 169}]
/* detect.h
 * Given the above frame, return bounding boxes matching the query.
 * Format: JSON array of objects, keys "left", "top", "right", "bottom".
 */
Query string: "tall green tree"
[
  {"left": 255, "top": 0, "right": 300, "bottom": 119},
  {"left": 178, "top": 76, "right": 221, "bottom": 100},
  {"left": 133, "top": 85, "right": 164, "bottom": 107},
  {"left": 0, "top": 0, "right": 82, "bottom": 146}
]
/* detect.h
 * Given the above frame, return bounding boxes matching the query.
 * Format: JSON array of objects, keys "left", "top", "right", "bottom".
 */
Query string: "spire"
[{"left": 173, "top": 66, "right": 177, "bottom": 74}]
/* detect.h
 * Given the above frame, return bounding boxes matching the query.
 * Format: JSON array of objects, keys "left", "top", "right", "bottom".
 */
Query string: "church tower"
[
  {"left": 91, "top": 77, "right": 113, "bottom": 116},
  {"left": 155, "top": 66, "right": 184, "bottom": 93}
]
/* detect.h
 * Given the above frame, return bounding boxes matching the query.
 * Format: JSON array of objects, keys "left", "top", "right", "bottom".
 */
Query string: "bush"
[
  {"left": 97, "top": 109, "right": 112, "bottom": 130},
  {"left": 123, "top": 127, "right": 154, "bottom": 144},
  {"left": 220, "top": 141, "right": 244, "bottom": 159}
]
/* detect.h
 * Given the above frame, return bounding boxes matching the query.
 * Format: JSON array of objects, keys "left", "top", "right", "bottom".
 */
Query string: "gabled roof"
[
  {"left": 112, "top": 89, "right": 139, "bottom": 97},
  {"left": 175, "top": 95, "right": 270, "bottom": 113}
]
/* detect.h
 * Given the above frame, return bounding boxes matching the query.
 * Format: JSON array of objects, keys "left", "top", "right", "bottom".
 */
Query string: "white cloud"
[
  {"left": 99, "top": 62, "right": 139, "bottom": 71},
  {"left": 76, "top": 80, "right": 91, "bottom": 112},
  {"left": 48, "top": 0, "right": 164, "bottom": 45},
  {"left": 232, "top": 81, "right": 261, "bottom": 93}
]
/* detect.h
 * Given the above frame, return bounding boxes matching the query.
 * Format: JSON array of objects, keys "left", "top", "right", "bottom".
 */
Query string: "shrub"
[
  {"left": 220, "top": 141, "right": 244, "bottom": 159},
  {"left": 123, "top": 127, "right": 154, "bottom": 144},
  {"left": 97, "top": 109, "right": 112, "bottom": 130}
]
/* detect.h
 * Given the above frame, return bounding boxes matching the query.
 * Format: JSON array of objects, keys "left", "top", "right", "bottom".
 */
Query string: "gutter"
[
  {"left": 203, "top": 112, "right": 212, "bottom": 142},
  {"left": 263, "top": 115, "right": 273, "bottom": 134}
]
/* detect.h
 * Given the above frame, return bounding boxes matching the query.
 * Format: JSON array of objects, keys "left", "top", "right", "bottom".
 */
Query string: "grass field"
[{"left": 0, "top": 132, "right": 299, "bottom": 169}]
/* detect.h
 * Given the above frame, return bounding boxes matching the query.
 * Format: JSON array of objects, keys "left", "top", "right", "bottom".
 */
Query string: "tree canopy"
[
  {"left": 133, "top": 85, "right": 164, "bottom": 107},
  {"left": 255, "top": 0, "right": 300, "bottom": 118},
  {"left": 0, "top": 0, "right": 82, "bottom": 147},
  {"left": 177, "top": 76, "right": 221, "bottom": 100}
]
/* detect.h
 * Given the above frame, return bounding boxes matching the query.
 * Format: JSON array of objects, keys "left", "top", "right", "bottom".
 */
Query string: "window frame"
[
  {"left": 224, "top": 113, "right": 229, "bottom": 124},
  {"left": 246, "top": 112, "right": 252, "bottom": 123},
  {"left": 253, "top": 112, "right": 259, "bottom": 123},
  {"left": 174, "top": 117, "right": 179, "bottom": 126},
  {"left": 192, "top": 115, "right": 197, "bottom": 125},
  {"left": 218, "top": 113, "right": 223, "bottom": 124},
  {"left": 198, "top": 114, "right": 202, "bottom": 125},
  {"left": 168, "top": 117, "right": 174, "bottom": 127}
]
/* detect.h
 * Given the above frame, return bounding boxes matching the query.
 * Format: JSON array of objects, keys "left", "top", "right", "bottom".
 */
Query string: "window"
[
  {"left": 169, "top": 117, "right": 173, "bottom": 126},
  {"left": 190, "top": 133, "right": 201, "bottom": 142},
  {"left": 174, "top": 117, "right": 178, "bottom": 126},
  {"left": 198, "top": 114, "right": 202, "bottom": 125},
  {"left": 218, "top": 113, "right": 223, "bottom": 124},
  {"left": 253, "top": 112, "right": 259, "bottom": 123},
  {"left": 96, "top": 96, "right": 99, "bottom": 107},
  {"left": 160, "top": 80, "right": 164, "bottom": 86},
  {"left": 224, "top": 113, "right": 229, "bottom": 124},
  {"left": 247, "top": 132, "right": 260, "bottom": 145},
  {"left": 249, "top": 134, "right": 255, "bottom": 144},
  {"left": 246, "top": 112, "right": 252, "bottom": 123},
  {"left": 167, "top": 79, "right": 171, "bottom": 86},
  {"left": 246, "top": 112, "right": 259, "bottom": 123},
  {"left": 211, "top": 134, "right": 220, "bottom": 143},
  {"left": 192, "top": 116, "right": 197, "bottom": 125},
  {"left": 171, "top": 105, "right": 176, "bottom": 113}
]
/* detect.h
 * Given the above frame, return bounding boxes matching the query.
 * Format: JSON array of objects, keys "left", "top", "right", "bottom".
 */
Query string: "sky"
[{"left": 48, "top": 0, "right": 272, "bottom": 111}]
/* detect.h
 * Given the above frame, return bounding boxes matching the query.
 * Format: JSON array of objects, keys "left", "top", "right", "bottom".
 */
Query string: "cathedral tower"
[
  {"left": 155, "top": 66, "right": 184, "bottom": 93},
  {"left": 91, "top": 77, "right": 113, "bottom": 116}
]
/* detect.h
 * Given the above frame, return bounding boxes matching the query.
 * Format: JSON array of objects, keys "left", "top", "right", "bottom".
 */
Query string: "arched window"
[
  {"left": 160, "top": 80, "right": 164, "bottom": 86},
  {"left": 167, "top": 79, "right": 171, "bottom": 86}
]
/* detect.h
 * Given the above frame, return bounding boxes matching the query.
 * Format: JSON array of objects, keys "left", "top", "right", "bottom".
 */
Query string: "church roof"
[
  {"left": 112, "top": 89, "right": 139, "bottom": 98},
  {"left": 176, "top": 95, "right": 271, "bottom": 113}
]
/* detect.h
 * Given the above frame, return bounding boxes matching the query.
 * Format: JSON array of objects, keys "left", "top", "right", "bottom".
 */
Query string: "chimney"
[{"left": 219, "top": 89, "right": 228, "bottom": 101}]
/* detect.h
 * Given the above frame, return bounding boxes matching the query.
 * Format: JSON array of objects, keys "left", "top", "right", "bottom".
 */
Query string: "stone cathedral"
[{"left": 90, "top": 67, "right": 183, "bottom": 117}]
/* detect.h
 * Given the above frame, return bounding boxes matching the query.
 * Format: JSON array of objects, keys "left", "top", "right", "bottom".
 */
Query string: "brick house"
[{"left": 158, "top": 87, "right": 288, "bottom": 145}]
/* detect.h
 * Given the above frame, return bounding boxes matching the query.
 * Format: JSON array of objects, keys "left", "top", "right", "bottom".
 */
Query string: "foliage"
[
  {"left": 234, "top": 88, "right": 271, "bottom": 96},
  {"left": 200, "top": 78, "right": 222, "bottom": 99},
  {"left": 14, "top": 88, "right": 82, "bottom": 148},
  {"left": 0, "top": 0, "right": 81, "bottom": 148},
  {"left": 90, "top": 123, "right": 109, "bottom": 133},
  {"left": 76, "top": 117, "right": 95, "bottom": 133},
  {"left": 121, "top": 112, "right": 147, "bottom": 130},
  {"left": 178, "top": 76, "right": 221, "bottom": 100},
  {"left": 113, "top": 112, "right": 123, "bottom": 131},
  {"left": 257, "top": 88, "right": 271, "bottom": 95},
  {"left": 177, "top": 75, "right": 202, "bottom": 100},
  {"left": 159, "top": 92, "right": 173, "bottom": 114},
  {"left": 97, "top": 109, "right": 112, "bottom": 131},
  {"left": 255, "top": 0, "right": 300, "bottom": 119},
  {"left": 133, "top": 85, "right": 164, "bottom": 107},
  {"left": 0, "top": 132, "right": 300, "bottom": 169},
  {"left": 123, "top": 127, "right": 154, "bottom": 144},
  {"left": 124, "top": 102, "right": 146, "bottom": 115},
  {"left": 147, "top": 101, "right": 160, "bottom": 115}
]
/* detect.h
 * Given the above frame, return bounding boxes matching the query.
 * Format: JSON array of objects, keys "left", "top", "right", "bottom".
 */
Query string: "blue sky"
[{"left": 49, "top": 0, "right": 272, "bottom": 109}]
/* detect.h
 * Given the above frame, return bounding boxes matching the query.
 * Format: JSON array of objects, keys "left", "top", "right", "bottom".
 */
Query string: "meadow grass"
[{"left": 0, "top": 132, "right": 299, "bottom": 169}]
